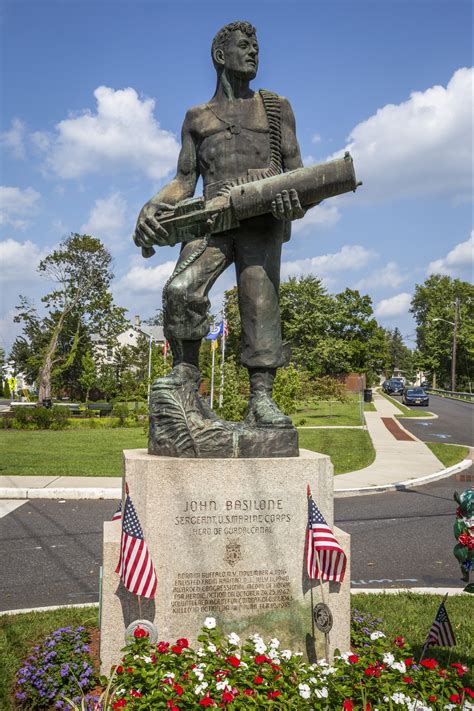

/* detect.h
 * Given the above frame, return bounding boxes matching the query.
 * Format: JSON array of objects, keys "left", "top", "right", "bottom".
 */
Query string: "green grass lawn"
[
  {"left": 0, "top": 426, "right": 374, "bottom": 477},
  {"left": 0, "top": 428, "right": 147, "bottom": 476},
  {"left": 291, "top": 395, "right": 365, "bottom": 426},
  {"left": 298, "top": 429, "right": 375, "bottom": 474},
  {"left": 1, "top": 594, "right": 472, "bottom": 710},
  {"left": 426, "top": 442, "right": 470, "bottom": 468},
  {"left": 379, "top": 391, "right": 435, "bottom": 418}
]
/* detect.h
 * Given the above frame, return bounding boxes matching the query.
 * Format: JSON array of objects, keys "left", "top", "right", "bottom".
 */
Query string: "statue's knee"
[{"left": 164, "top": 278, "right": 186, "bottom": 307}]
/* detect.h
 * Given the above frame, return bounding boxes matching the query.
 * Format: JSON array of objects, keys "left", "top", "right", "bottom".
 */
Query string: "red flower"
[
  {"left": 176, "top": 637, "right": 189, "bottom": 648},
  {"left": 133, "top": 626, "right": 148, "bottom": 638},
  {"left": 126, "top": 667, "right": 133, "bottom": 673},
  {"left": 227, "top": 656, "right": 241, "bottom": 668},
  {"left": 394, "top": 636, "right": 405, "bottom": 648},
  {"left": 243, "top": 689, "right": 254, "bottom": 696},
  {"left": 116, "top": 665, "right": 123, "bottom": 674},
  {"left": 450, "top": 693, "right": 462, "bottom": 703},
  {"left": 173, "top": 684, "right": 184, "bottom": 696},
  {"left": 167, "top": 702, "right": 180, "bottom": 709},
  {"left": 402, "top": 676, "right": 413, "bottom": 684},
  {"left": 130, "top": 690, "right": 142, "bottom": 697},
  {"left": 405, "top": 657, "right": 413, "bottom": 667},
  {"left": 348, "top": 654, "right": 359, "bottom": 664},
  {"left": 365, "top": 705, "right": 371, "bottom": 711},
  {"left": 420, "top": 658, "right": 438, "bottom": 669},
  {"left": 342, "top": 700, "right": 354, "bottom": 711},
  {"left": 428, "top": 695, "right": 437, "bottom": 703},
  {"left": 157, "top": 642, "right": 170, "bottom": 653},
  {"left": 113, "top": 702, "right": 127, "bottom": 709},
  {"left": 458, "top": 533, "right": 474, "bottom": 549},
  {"left": 171, "top": 645, "right": 183, "bottom": 655},
  {"left": 267, "top": 690, "right": 282, "bottom": 699},
  {"left": 452, "top": 663, "right": 468, "bottom": 677},
  {"left": 222, "top": 691, "right": 234, "bottom": 703},
  {"left": 255, "top": 654, "right": 268, "bottom": 664},
  {"left": 438, "top": 668, "right": 447, "bottom": 678},
  {"left": 199, "top": 696, "right": 215, "bottom": 707},
  {"left": 253, "top": 676, "right": 264, "bottom": 684},
  {"left": 463, "top": 688, "right": 474, "bottom": 699}
]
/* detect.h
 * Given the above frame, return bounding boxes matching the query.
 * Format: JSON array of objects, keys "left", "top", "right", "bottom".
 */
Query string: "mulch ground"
[{"left": 381, "top": 417, "right": 416, "bottom": 441}]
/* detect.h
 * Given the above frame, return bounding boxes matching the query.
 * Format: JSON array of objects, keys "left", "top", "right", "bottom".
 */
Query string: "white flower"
[
  {"left": 204, "top": 617, "right": 216, "bottom": 629},
  {"left": 163, "top": 672, "right": 175, "bottom": 679},
  {"left": 196, "top": 648, "right": 206, "bottom": 657},
  {"left": 370, "top": 630, "right": 386, "bottom": 640},
  {"left": 298, "top": 683, "right": 311, "bottom": 699},
  {"left": 194, "top": 682, "right": 208, "bottom": 695},
  {"left": 142, "top": 655, "right": 152, "bottom": 664},
  {"left": 392, "top": 661, "right": 407, "bottom": 673},
  {"left": 280, "top": 649, "right": 292, "bottom": 660},
  {"left": 383, "top": 652, "right": 395, "bottom": 666},
  {"left": 192, "top": 668, "right": 204, "bottom": 681},
  {"left": 270, "top": 638, "right": 280, "bottom": 649},
  {"left": 207, "top": 643, "right": 217, "bottom": 652},
  {"left": 227, "top": 632, "right": 240, "bottom": 646},
  {"left": 254, "top": 640, "right": 267, "bottom": 654},
  {"left": 315, "top": 686, "right": 328, "bottom": 699},
  {"left": 268, "top": 648, "right": 280, "bottom": 662},
  {"left": 390, "top": 692, "right": 408, "bottom": 705},
  {"left": 321, "top": 666, "right": 337, "bottom": 676},
  {"left": 216, "top": 681, "right": 230, "bottom": 692}
]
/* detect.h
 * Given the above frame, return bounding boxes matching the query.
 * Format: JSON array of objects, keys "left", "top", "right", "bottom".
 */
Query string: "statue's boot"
[
  {"left": 244, "top": 367, "right": 293, "bottom": 429},
  {"left": 151, "top": 339, "right": 201, "bottom": 390}
]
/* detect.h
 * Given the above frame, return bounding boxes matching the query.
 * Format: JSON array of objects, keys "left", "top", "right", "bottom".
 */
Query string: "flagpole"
[
  {"left": 307, "top": 484, "right": 330, "bottom": 661},
  {"left": 218, "top": 323, "right": 226, "bottom": 409},
  {"left": 419, "top": 592, "right": 449, "bottom": 662},
  {"left": 210, "top": 341, "right": 216, "bottom": 409}
]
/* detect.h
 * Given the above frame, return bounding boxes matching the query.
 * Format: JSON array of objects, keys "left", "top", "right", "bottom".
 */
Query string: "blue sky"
[{"left": 1, "top": 0, "right": 472, "bottom": 356}]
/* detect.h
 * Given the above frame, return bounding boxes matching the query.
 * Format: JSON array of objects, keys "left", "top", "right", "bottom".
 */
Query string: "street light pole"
[{"left": 451, "top": 298, "right": 459, "bottom": 393}]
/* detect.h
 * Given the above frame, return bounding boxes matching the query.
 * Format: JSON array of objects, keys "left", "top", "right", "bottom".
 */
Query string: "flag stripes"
[
  {"left": 426, "top": 602, "right": 456, "bottom": 648},
  {"left": 115, "top": 492, "right": 157, "bottom": 600},
  {"left": 306, "top": 488, "right": 347, "bottom": 584}
]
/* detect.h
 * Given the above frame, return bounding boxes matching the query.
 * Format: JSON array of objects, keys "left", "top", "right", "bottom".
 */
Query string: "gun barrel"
[{"left": 229, "top": 153, "right": 358, "bottom": 221}]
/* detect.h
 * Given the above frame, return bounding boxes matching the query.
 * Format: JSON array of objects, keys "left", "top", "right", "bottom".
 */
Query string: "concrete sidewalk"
[{"left": 0, "top": 391, "right": 470, "bottom": 500}]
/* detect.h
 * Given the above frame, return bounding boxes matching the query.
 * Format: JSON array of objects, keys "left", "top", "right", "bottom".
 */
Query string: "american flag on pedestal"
[
  {"left": 115, "top": 491, "right": 157, "bottom": 599},
  {"left": 306, "top": 485, "right": 346, "bottom": 583}
]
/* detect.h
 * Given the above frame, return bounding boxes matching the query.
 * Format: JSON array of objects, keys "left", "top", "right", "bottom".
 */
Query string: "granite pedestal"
[{"left": 100, "top": 448, "right": 351, "bottom": 674}]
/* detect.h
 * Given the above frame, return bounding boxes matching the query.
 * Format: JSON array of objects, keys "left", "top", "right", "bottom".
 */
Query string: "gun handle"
[{"left": 141, "top": 246, "right": 155, "bottom": 258}]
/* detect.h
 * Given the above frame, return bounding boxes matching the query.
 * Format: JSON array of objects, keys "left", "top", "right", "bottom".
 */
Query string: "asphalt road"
[
  {"left": 0, "top": 472, "right": 470, "bottom": 612},
  {"left": 390, "top": 393, "right": 473, "bottom": 447}
]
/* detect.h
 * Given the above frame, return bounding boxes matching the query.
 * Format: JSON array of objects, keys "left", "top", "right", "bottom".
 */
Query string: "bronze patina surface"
[{"left": 133, "top": 21, "right": 359, "bottom": 458}]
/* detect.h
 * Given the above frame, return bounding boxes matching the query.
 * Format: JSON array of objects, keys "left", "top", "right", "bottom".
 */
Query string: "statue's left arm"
[{"left": 271, "top": 97, "right": 306, "bottom": 221}]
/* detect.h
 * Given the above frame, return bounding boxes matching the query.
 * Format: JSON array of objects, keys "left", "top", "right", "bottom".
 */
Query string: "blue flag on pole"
[{"left": 206, "top": 322, "right": 225, "bottom": 340}]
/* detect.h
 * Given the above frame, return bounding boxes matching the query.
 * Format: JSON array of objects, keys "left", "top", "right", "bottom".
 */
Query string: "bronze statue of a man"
[{"left": 134, "top": 21, "right": 307, "bottom": 429}]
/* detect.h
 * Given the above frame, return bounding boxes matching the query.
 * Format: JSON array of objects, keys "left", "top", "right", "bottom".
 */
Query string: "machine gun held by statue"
[{"left": 140, "top": 152, "right": 361, "bottom": 257}]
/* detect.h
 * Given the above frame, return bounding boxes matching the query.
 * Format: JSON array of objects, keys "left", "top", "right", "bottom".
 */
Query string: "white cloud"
[
  {"left": 0, "top": 238, "right": 42, "bottom": 282},
  {"left": 331, "top": 67, "right": 472, "bottom": 202},
  {"left": 36, "top": 86, "right": 180, "bottom": 180},
  {"left": 311, "top": 133, "right": 321, "bottom": 144},
  {"left": 375, "top": 292, "right": 412, "bottom": 318},
  {"left": 0, "top": 186, "right": 41, "bottom": 229},
  {"left": 281, "top": 244, "right": 375, "bottom": 280},
  {"left": 427, "top": 231, "right": 473, "bottom": 276},
  {"left": 355, "top": 261, "right": 406, "bottom": 290},
  {"left": 117, "top": 259, "right": 176, "bottom": 293},
  {"left": 292, "top": 204, "right": 341, "bottom": 234},
  {"left": 0, "top": 118, "right": 26, "bottom": 159},
  {"left": 81, "top": 192, "right": 128, "bottom": 245}
]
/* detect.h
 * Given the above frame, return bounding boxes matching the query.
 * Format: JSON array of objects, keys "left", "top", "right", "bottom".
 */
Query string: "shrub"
[
  {"left": 15, "top": 625, "right": 96, "bottom": 709},
  {"left": 111, "top": 402, "right": 129, "bottom": 425},
  {"left": 311, "top": 376, "right": 348, "bottom": 402},
  {"left": 96, "top": 618, "right": 472, "bottom": 710},
  {"left": 12, "top": 405, "right": 70, "bottom": 430}
]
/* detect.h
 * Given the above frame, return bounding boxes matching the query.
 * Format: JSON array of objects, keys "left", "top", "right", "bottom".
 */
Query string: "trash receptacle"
[
  {"left": 42, "top": 398, "right": 52, "bottom": 408},
  {"left": 363, "top": 388, "right": 372, "bottom": 403}
]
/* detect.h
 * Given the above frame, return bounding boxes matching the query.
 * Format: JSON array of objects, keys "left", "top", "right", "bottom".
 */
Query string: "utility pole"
[{"left": 451, "top": 297, "right": 459, "bottom": 393}]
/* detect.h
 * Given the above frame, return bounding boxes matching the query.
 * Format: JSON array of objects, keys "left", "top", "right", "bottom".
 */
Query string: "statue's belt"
[{"left": 203, "top": 89, "right": 283, "bottom": 202}]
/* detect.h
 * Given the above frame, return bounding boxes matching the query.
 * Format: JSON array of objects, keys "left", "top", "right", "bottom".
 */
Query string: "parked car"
[
  {"left": 385, "top": 378, "right": 404, "bottom": 395},
  {"left": 402, "top": 387, "right": 430, "bottom": 406}
]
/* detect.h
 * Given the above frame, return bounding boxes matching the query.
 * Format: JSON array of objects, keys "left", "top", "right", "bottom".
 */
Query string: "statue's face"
[{"left": 222, "top": 30, "right": 259, "bottom": 80}]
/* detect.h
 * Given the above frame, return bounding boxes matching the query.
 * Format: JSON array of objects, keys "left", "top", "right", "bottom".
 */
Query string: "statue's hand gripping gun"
[{"left": 141, "top": 152, "right": 361, "bottom": 257}]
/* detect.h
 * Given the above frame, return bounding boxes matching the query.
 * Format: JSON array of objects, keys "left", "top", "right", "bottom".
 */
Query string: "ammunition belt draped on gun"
[{"left": 142, "top": 152, "right": 360, "bottom": 256}]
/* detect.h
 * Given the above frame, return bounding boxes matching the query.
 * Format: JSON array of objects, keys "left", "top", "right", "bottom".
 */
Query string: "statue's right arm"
[{"left": 134, "top": 111, "right": 199, "bottom": 248}]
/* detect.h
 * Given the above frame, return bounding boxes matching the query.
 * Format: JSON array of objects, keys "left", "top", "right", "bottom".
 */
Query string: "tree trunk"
[{"left": 37, "top": 310, "right": 68, "bottom": 402}]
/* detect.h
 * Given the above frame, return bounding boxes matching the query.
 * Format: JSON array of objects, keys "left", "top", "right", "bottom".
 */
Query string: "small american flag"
[
  {"left": 112, "top": 501, "right": 122, "bottom": 521},
  {"left": 223, "top": 319, "right": 229, "bottom": 337},
  {"left": 306, "top": 485, "right": 346, "bottom": 583},
  {"left": 115, "top": 491, "right": 157, "bottom": 599},
  {"left": 425, "top": 601, "right": 456, "bottom": 648}
]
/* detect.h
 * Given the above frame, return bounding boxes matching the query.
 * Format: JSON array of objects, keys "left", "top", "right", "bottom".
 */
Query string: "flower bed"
[{"left": 14, "top": 614, "right": 473, "bottom": 710}]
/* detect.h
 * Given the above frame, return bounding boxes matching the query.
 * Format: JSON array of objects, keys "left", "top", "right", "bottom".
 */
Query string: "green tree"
[
  {"left": 411, "top": 275, "right": 473, "bottom": 389},
  {"left": 216, "top": 355, "right": 247, "bottom": 421},
  {"left": 272, "top": 364, "right": 306, "bottom": 415},
  {"left": 79, "top": 351, "right": 97, "bottom": 402},
  {"left": 384, "top": 327, "right": 414, "bottom": 378},
  {"left": 12, "top": 234, "right": 127, "bottom": 401}
]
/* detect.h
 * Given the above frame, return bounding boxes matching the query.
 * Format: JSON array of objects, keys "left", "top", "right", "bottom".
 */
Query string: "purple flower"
[{"left": 15, "top": 692, "right": 26, "bottom": 700}]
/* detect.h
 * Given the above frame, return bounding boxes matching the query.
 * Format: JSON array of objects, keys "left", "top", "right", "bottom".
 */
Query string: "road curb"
[
  {"left": 0, "top": 487, "right": 121, "bottom": 500},
  {"left": 334, "top": 458, "right": 472, "bottom": 498}
]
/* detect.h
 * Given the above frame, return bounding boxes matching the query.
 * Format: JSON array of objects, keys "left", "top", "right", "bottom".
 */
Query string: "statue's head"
[{"left": 211, "top": 21, "right": 258, "bottom": 80}]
